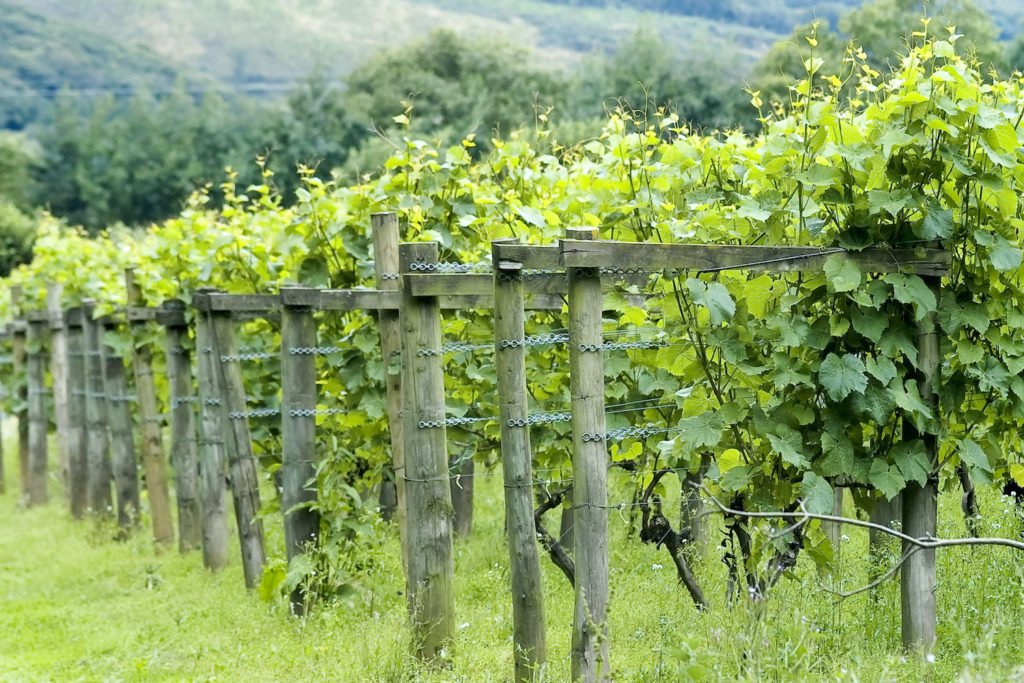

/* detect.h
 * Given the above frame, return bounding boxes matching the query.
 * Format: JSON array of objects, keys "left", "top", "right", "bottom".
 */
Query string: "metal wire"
[
  {"left": 408, "top": 261, "right": 492, "bottom": 273},
  {"left": 220, "top": 351, "right": 277, "bottom": 362},
  {"left": 229, "top": 407, "right": 282, "bottom": 420}
]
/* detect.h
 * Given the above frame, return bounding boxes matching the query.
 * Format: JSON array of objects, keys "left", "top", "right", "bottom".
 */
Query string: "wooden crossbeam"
[{"left": 558, "top": 240, "right": 949, "bottom": 276}]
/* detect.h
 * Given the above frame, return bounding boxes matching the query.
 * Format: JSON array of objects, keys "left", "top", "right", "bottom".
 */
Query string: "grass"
[{"left": 2, "top": 426, "right": 1024, "bottom": 681}]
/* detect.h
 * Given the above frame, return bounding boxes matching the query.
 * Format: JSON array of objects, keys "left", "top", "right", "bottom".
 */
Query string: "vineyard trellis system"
[{"left": 0, "top": 209, "right": 983, "bottom": 682}]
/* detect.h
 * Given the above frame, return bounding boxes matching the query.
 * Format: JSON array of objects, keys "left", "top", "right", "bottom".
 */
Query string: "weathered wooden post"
[
  {"left": 10, "top": 287, "right": 28, "bottom": 501},
  {"left": 210, "top": 304, "right": 266, "bottom": 589},
  {"left": 399, "top": 241, "right": 455, "bottom": 659},
  {"left": 102, "top": 315, "right": 141, "bottom": 531},
  {"left": 25, "top": 310, "right": 49, "bottom": 506},
  {"left": 902, "top": 271, "right": 941, "bottom": 651},
  {"left": 450, "top": 457, "right": 474, "bottom": 537},
  {"left": 566, "top": 227, "right": 610, "bottom": 682},
  {"left": 82, "top": 301, "right": 113, "bottom": 517},
  {"left": 159, "top": 301, "right": 202, "bottom": 553},
  {"left": 493, "top": 237, "right": 547, "bottom": 681},
  {"left": 47, "top": 283, "right": 71, "bottom": 489},
  {"left": 0, "top": 329, "right": 7, "bottom": 495},
  {"left": 64, "top": 307, "right": 89, "bottom": 518},
  {"left": 125, "top": 269, "right": 174, "bottom": 547},
  {"left": 280, "top": 286, "right": 321, "bottom": 613},
  {"left": 372, "top": 212, "right": 407, "bottom": 557},
  {"left": 193, "top": 291, "right": 229, "bottom": 570}
]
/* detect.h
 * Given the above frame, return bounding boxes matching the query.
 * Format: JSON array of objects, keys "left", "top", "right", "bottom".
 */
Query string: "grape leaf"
[
  {"left": 818, "top": 353, "right": 868, "bottom": 401},
  {"left": 823, "top": 255, "right": 861, "bottom": 292},
  {"left": 685, "top": 279, "right": 735, "bottom": 325},
  {"left": 869, "top": 460, "right": 905, "bottom": 500},
  {"left": 801, "top": 472, "right": 835, "bottom": 515},
  {"left": 768, "top": 424, "right": 809, "bottom": 467}
]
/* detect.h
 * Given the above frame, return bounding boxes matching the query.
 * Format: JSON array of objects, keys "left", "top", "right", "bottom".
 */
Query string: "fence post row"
[
  {"left": 192, "top": 290, "right": 230, "bottom": 571},
  {"left": 399, "top": 240, "right": 455, "bottom": 659},
  {"left": 81, "top": 300, "right": 113, "bottom": 517},
  {"left": 279, "top": 285, "right": 320, "bottom": 614},
  {"left": 0, "top": 326, "right": 7, "bottom": 495},
  {"left": 126, "top": 269, "right": 175, "bottom": 547},
  {"left": 101, "top": 313, "right": 141, "bottom": 532},
  {"left": 25, "top": 309, "right": 49, "bottom": 507},
  {"left": 371, "top": 212, "right": 407, "bottom": 562},
  {"left": 208, "top": 293, "right": 269, "bottom": 589},
  {"left": 46, "top": 283, "right": 71, "bottom": 492},
  {"left": 492, "top": 237, "right": 548, "bottom": 682},
  {"left": 10, "top": 287, "right": 28, "bottom": 502},
  {"left": 63, "top": 307, "right": 88, "bottom": 518},
  {"left": 158, "top": 300, "right": 203, "bottom": 553}
]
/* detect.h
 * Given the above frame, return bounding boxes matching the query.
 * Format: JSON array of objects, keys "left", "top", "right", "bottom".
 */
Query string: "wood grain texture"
[
  {"left": 559, "top": 239, "right": 949, "bottom": 276},
  {"left": 46, "top": 283, "right": 70, "bottom": 493},
  {"left": 399, "top": 241, "right": 455, "bottom": 660},
  {"left": 210, "top": 310, "right": 266, "bottom": 589},
  {"left": 280, "top": 288, "right": 320, "bottom": 613},
  {"left": 372, "top": 213, "right": 407, "bottom": 563},
  {"left": 82, "top": 302, "right": 113, "bottom": 517},
  {"left": 25, "top": 316, "right": 48, "bottom": 506},
  {"left": 64, "top": 308, "right": 88, "bottom": 518},
  {"left": 194, "top": 303, "right": 229, "bottom": 570},
  {"left": 567, "top": 228, "right": 610, "bottom": 682},
  {"left": 126, "top": 269, "right": 174, "bottom": 547},
  {"left": 164, "top": 311, "right": 202, "bottom": 553},
  {"left": 102, "top": 320, "right": 141, "bottom": 531},
  {"left": 493, "top": 237, "right": 547, "bottom": 681}
]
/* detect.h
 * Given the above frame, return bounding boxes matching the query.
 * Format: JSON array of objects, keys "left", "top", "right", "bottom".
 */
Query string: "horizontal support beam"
[
  {"left": 317, "top": 289, "right": 399, "bottom": 311},
  {"left": 24, "top": 310, "right": 49, "bottom": 324},
  {"left": 559, "top": 240, "right": 950, "bottom": 276},
  {"left": 492, "top": 243, "right": 561, "bottom": 270},
  {"left": 126, "top": 306, "right": 157, "bottom": 322},
  {"left": 192, "top": 293, "right": 278, "bottom": 314},
  {"left": 64, "top": 307, "right": 84, "bottom": 327}
]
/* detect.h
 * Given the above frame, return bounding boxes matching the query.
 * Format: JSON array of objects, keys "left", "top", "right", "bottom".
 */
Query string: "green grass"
[{"left": 2, "top": 426, "right": 1024, "bottom": 681}]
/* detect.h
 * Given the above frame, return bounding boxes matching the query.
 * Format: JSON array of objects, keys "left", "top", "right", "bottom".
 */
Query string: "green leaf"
[
  {"left": 676, "top": 412, "right": 724, "bottom": 449},
  {"left": 960, "top": 438, "right": 992, "bottom": 473},
  {"left": 515, "top": 205, "right": 546, "bottom": 228},
  {"left": 892, "top": 440, "right": 930, "bottom": 485},
  {"left": 865, "top": 355, "right": 897, "bottom": 386},
  {"left": 819, "top": 432, "right": 855, "bottom": 476},
  {"left": 882, "top": 273, "right": 936, "bottom": 320},
  {"left": 888, "top": 379, "right": 933, "bottom": 420},
  {"left": 685, "top": 279, "right": 735, "bottom": 325},
  {"left": 801, "top": 472, "right": 835, "bottom": 515},
  {"left": 988, "top": 237, "right": 1023, "bottom": 272},
  {"left": 823, "top": 255, "right": 861, "bottom": 292},
  {"left": 851, "top": 308, "right": 888, "bottom": 343},
  {"left": 917, "top": 206, "right": 953, "bottom": 240},
  {"left": 869, "top": 460, "right": 905, "bottom": 500},
  {"left": 768, "top": 424, "right": 808, "bottom": 468},
  {"left": 818, "top": 353, "right": 868, "bottom": 401}
]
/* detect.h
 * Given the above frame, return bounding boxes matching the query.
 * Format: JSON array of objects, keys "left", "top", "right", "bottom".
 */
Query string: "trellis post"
[
  {"left": 102, "top": 315, "right": 141, "bottom": 531},
  {"left": 902, "top": 272, "right": 941, "bottom": 650},
  {"left": 159, "top": 301, "right": 202, "bottom": 553},
  {"left": 126, "top": 269, "right": 174, "bottom": 546},
  {"left": 399, "top": 241, "right": 455, "bottom": 659},
  {"left": 280, "top": 285, "right": 320, "bottom": 613},
  {"left": 64, "top": 307, "right": 88, "bottom": 518},
  {"left": 193, "top": 291, "right": 230, "bottom": 570},
  {"left": 10, "top": 287, "right": 28, "bottom": 501},
  {"left": 566, "top": 227, "right": 610, "bottom": 682},
  {"left": 210, "top": 305, "right": 266, "bottom": 589},
  {"left": 25, "top": 310, "right": 49, "bottom": 506},
  {"left": 493, "top": 237, "right": 547, "bottom": 681},
  {"left": 46, "top": 283, "right": 71, "bottom": 490},
  {"left": 82, "top": 301, "right": 113, "bottom": 517},
  {"left": 372, "top": 212, "right": 407, "bottom": 559}
]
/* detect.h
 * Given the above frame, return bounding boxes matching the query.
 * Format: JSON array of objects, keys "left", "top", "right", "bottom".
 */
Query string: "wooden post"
[
  {"left": 901, "top": 273, "right": 941, "bottom": 651},
  {"left": 25, "top": 312, "right": 49, "bottom": 506},
  {"left": 210, "top": 307, "right": 266, "bottom": 589},
  {"left": 46, "top": 283, "right": 71, "bottom": 491},
  {"left": 450, "top": 456, "right": 474, "bottom": 537},
  {"left": 493, "top": 237, "right": 547, "bottom": 681},
  {"left": 193, "top": 293, "right": 229, "bottom": 570},
  {"left": 399, "top": 241, "right": 455, "bottom": 659},
  {"left": 82, "top": 301, "right": 113, "bottom": 517},
  {"left": 160, "top": 301, "right": 202, "bottom": 553},
  {"left": 125, "top": 269, "right": 174, "bottom": 547},
  {"left": 64, "top": 307, "right": 89, "bottom": 518},
  {"left": 566, "top": 227, "right": 610, "bottom": 682},
  {"left": 372, "top": 212, "right": 407, "bottom": 560},
  {"left": 102, "top": 317, "right": 141, "bottom": 531},
  {"left": 10, "top": 287, "right": 28, "bottom": 502},
  {"left": 280, "top": 286, "right": 320, "bottom": 613}
]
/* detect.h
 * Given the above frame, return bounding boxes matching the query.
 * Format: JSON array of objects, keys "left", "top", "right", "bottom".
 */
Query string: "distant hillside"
[
  {"left": 0, "top": 1, "right": 200, "bottom": 129},
  {"left": 2, "top": 0, "right": 1022, "bottom": 133}
]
